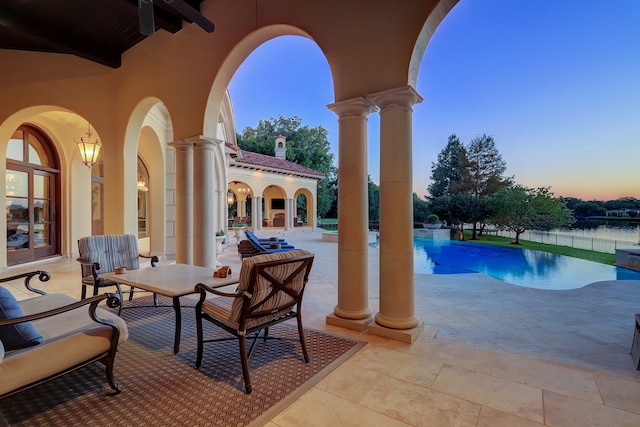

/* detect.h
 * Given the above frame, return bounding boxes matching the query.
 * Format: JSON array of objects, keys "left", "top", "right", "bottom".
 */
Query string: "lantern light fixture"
[
  {"left": 74, "top": 122, "right": 102, "bottom": 168},
  {"left": 227, "top": 189, "right": 236, "bottom": 205}
]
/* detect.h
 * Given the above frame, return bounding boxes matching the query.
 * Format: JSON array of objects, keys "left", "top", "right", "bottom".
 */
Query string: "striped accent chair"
[
  {"left": 77, "top": 235, "right": 159, "bottom": 313},
  {"left": 195, "top": 249, "right": 314, "bottom": 394}
]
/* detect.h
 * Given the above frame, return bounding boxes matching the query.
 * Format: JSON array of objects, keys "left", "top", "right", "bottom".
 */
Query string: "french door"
[{"left": 6, "top": 126, "right": 60, "bottom": 265}]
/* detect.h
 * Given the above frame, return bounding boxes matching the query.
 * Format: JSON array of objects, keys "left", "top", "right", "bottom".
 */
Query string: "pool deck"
[{"left": 5, "top": 228, "right": 640, "bottom": 426}]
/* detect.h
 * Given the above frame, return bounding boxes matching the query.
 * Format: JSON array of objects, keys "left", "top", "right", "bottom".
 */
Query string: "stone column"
[
  {"left": 235, "top": 199, "right": 242, "bottom": 218},
  {"left": 168, "top": 140, "right": 193, "bottom": 264},
  {"left": 326, "top": 97, "right": 377, "bottom": 330},
  {"left": 367, "top": 86, "right": 424, "bottom": 343},
  {"left": 287, "top": 198, "right": 295, "bottom": 229},
  {"left": 217, "top": 189, "right": 226, "bottom": 233},
  {"left": 255, "top": 196, "right": 263, "bottom": 230},
  {"left": 192, "top": 137, "right": 216, "bottom": 268}
]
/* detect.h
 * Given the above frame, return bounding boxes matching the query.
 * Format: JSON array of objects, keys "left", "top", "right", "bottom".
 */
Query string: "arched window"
[{"left": 6, "top": 125, "right": 60, "bottom": 265}]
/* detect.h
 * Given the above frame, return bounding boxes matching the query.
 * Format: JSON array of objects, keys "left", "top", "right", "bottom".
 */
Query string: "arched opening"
[
  {"left": 263, "top": 185, "right": 286, "bottom": 228},
  {"left": 91, "top": 155, "right": 104, "bottom": 235},
  {"left": 295, "top": 189, "right": 314, "bottom": 227},
  {"left": 228, "top": 181, "right": 252, "bottom": 227},
  {"left": 5, "top": 124, "right": 61, "bottom": 264},
  {"left": 137, "top": 156, "right": 150, "bottom": 238},
  {"left": 129, "top": 100, "right": 170, "bottom": 258}
]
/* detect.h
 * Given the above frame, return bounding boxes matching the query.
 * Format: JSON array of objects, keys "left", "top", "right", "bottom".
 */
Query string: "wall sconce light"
[
  {"left": 137, "top": 180, "right": 149, "bottom": 192},
  {"left": 74, "top": 122, "right": 102, "bottom": 168},
  {"left": 227, "top": 189, "right": 236, "bottom": 205}
]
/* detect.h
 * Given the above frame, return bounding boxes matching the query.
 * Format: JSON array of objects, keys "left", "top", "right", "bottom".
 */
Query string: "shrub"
[{"left": 426, "top": 214, "right": 440, "bottom": 224}]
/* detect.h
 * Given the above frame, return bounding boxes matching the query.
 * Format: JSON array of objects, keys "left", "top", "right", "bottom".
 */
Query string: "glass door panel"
[
  {"left": 6, "top": 196, "right": 30, "bottom": 251},
  {"left": 6, "top": 170, "right": 28, "bottom": 197},
  {"left": 34, "top": 173, "right": 54, "bottom": 257},
  {"left": 6, "top": 167, "right": 30, "bottom": 254}
]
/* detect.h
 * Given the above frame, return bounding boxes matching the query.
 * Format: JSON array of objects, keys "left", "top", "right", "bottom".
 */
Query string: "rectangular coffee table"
[{"left": 103, "top": 263, "right": 239, "bottom": 353}]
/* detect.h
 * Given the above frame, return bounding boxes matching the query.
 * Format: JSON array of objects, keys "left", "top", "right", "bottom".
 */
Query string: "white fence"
[{"left": 493, "top": 229, "right": 638, "bottom": 254}]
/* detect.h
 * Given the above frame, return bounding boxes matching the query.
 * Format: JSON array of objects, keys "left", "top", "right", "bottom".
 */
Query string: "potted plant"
[
  {"left": 215, "top": 230, "right": 225, "bottom": 255},
  {"left": 424, "top": 214, "right": 442, "bottom": 229}
]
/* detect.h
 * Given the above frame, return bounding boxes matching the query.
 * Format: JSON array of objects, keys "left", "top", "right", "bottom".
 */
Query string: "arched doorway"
[
  {"left": 5, "top": 124, "right": 61, "bottom": 265},
  {"left": 91, "top": 155, "right": 104, "bottom": 235},
  {"left": 295, "top": 190, "right": 312, "bottom": 227},
  {"left": 137, "top": 156, "right": 150, "bottom": 238}
]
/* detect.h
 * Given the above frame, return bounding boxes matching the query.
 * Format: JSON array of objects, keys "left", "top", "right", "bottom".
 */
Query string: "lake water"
[
  {"left": 493, "top": 219, "right": 640, "bottom": 252},
  {"left": 413, "top": 238, "right": 640, "bottom": 290},
  {"left": 556, "top": 219, "right": 640, "bottom": 243}
]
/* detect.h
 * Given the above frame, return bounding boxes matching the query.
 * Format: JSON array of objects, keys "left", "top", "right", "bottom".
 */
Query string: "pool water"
[{"left": 412, "top": 238, "right": 640, "bottom": 290}]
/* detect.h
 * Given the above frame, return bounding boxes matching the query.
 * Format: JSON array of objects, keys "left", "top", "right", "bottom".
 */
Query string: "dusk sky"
[{"left": 228, "top": 0, "right": 640, "bottom": 202}]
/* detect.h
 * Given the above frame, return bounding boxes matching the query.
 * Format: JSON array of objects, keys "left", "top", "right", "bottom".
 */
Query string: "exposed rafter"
[{"left": 0, "top": 6, "right": 122, "bottom": 68}]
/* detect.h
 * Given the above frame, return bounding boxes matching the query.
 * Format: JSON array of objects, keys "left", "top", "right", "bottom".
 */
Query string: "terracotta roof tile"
[{"left": 234, "top": 150, "right": 325, "bottom": 179}]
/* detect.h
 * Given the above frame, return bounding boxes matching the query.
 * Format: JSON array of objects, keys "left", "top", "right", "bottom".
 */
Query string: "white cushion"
[{"left": 0, "top": 293, "right": 128, "bottom": 396}]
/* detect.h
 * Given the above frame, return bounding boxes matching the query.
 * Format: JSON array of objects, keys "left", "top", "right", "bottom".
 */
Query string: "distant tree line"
[
  {"left": 417, "top": 133, "right": 575, "bottom": 244},
  {"left": 560, "top": 197, "right": 640, "bottom": 218}
]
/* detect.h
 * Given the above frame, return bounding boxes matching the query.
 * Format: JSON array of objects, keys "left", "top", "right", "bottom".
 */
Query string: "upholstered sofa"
[{"left": 0, "top": 271, "right": 127, "bottom": 398}]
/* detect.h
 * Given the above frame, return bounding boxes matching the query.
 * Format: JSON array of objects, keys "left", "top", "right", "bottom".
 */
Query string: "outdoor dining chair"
[
  {"left": 194, "top": 249, "right": 314, "bottom": 394},
  {"left": 77, "top": 234, "right": 159, "bottom": 314}
]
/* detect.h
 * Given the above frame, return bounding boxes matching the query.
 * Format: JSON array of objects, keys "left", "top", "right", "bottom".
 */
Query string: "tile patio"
[{"left": 4, "top": 229, "right": 640, "bottom": 426}]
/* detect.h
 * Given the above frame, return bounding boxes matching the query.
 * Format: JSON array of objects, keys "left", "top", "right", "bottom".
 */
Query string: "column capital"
[
  {"left": 169, "top": 136, "right": 222, "bottom": 150},
  {"left": 168, "top": 139, "right": 194, "bottom": 151},
  {"left": 327, "top": 97, "right": 377, "bottom": 118},
  {"left": 368, "top": 85, "right": 423, "bottom": 111}
]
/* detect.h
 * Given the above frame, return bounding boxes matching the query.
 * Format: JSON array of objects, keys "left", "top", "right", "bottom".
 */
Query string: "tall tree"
[
  {"left": 462, "top": 134, "right": 512, "bottom": 239},
  {"left": 237, "top": 115, "right": 337, "bottom": 217},
  {"left": 427, "top": 134, "right": 467, "bottom": 198},
  {"left": 486, "top": 185, "right": 575, "bottom": 244},
  {"left": 413, "top": 193, "right": 430, "bottom": 224},
  {"left": 368, "top": 175, "right": 380, "bottom": 222}
]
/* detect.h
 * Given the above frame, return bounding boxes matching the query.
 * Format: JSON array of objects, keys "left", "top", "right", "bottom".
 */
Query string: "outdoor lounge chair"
[
  {"left": 245, "top": 229, "right": 287, "bottom": 244},
  {"left": 195, "top": 249, "right": 314, "bottom": 394},
  {"left": 238, "top": 230, "right": 296, "bottom": 259}
]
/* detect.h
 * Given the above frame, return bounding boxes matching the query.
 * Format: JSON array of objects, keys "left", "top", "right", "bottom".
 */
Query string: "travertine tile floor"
[{"left": 4, "top": 229, "right": 640, "bottom": 426}]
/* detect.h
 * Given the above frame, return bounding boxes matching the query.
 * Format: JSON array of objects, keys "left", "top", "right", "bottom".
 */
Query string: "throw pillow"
[{"left": 0, "top": 286, "right": 43, "bottom": 351}]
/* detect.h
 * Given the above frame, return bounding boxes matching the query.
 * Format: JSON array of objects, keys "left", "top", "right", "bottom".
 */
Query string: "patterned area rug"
[{"left": 0, "top": 296, "right": 364, "bottom": 426}]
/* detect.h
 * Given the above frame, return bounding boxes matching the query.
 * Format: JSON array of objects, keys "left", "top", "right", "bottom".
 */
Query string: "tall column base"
[
  {"left": 368, "top": 320, "right": 426, "bottom": 344},
  {"left": 326, "top": 313, "right": 373, "bottom": 332}
]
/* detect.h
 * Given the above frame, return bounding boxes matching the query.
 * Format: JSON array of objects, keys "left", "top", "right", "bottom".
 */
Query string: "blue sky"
[{"left": 228, "top": 0, "right": 640, "bottom": 201}]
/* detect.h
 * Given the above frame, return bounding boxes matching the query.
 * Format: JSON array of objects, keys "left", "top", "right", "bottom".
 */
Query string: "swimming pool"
[{"left": 412, "top": 238, "right": 640, "bottom": 290}]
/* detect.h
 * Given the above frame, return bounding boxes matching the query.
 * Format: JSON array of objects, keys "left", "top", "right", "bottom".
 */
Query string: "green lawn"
[
  {"left": 318, "top": 218, "right": 338, "bottom": 225},
  {"left": 461, "top": 231, "right": 616, "bottom": 265}
]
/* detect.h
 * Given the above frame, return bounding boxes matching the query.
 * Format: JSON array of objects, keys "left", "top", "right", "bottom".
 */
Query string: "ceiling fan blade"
[
  {"left": 163, "top": 0, "right": 215, "bottom": 33},
  {"left": 139, "top": 0, "right": 156, "bottom": 36}
]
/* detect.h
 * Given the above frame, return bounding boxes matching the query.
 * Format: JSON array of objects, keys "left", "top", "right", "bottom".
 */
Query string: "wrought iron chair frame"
[{"left": 195, "top": 252, "right": 314, "bottom": 394}]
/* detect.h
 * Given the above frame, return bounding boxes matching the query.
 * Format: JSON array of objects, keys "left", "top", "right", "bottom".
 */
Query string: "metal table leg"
[{"left": 172, "top": 296, "right": 182, "bottom": 353}]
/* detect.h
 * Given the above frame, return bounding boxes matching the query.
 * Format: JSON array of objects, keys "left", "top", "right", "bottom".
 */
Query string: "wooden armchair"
[
  {"left": 77, "top": 234, "right": 159, "bottom": 313},
  {"left": 195, "top": 249, "right": 314, "bottom": 394}
]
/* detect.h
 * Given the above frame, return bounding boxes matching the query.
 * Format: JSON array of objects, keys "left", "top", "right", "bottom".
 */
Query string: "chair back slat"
[
  {"left": 78, "top": 234, "right": 140, "bottom": 274},
  {"left": 229, "top": 250, "right": 313, "bottom": 330}
]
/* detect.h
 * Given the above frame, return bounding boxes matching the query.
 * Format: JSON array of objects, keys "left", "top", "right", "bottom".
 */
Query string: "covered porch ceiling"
[{"left": 0, "top": 0, "right": 213, "bottom": 69}]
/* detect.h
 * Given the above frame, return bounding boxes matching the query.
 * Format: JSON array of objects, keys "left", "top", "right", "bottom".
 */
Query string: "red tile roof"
[{"left": 233, "top": 150, "right": 325, "bottom": 179}]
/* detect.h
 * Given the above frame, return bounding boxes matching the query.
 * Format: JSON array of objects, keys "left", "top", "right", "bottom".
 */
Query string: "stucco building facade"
[{"left": 0, "top": 0, "right": 458, "bottom": 341}]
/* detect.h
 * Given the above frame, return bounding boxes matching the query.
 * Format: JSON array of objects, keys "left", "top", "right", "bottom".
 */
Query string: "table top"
[{"left": 102, "top": 264, "right": 239, "bottom": 297}]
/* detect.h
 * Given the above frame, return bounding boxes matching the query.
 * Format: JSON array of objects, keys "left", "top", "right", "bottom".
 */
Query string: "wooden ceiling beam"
[
  {"left": 123, "top": 0, "right": 186, "bottom": 34},
  {"left": 0, "top": 7, "right": 122, "bottom": 68}
]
